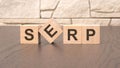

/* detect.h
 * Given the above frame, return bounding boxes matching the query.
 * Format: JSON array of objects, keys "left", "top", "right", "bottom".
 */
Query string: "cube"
[
  {"left": 39, "top": 19, "right": 62, "bottom": 43},
  {"left": 82, "top": 25, "right": 100, "bottom": 44},
  {"left": 63, "top": 25, "right": 82, "bottom": 44},
  {"left": 20, "top": 25, "right": 40, "bottom": 44}
]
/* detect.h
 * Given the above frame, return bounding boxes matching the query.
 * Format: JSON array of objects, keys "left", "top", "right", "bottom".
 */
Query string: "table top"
[{"left": 0, "top": 26, "right": 120, "bottom": 68}]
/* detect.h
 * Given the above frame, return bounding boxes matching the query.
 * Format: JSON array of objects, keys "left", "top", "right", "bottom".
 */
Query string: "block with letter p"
[
  {"left": 20, "top": 25, "right": 40, "bottom": 44},
  {"left": 82, "top": 25, "right": 100, "bottom": 44},
  {"left": 39, "top": 19, "right": 62, "bottom": 43}
]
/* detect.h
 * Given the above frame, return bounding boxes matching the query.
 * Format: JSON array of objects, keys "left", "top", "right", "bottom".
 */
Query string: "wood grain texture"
[{"left": 0, "top": 26, "right": 120, "bottom": 68}]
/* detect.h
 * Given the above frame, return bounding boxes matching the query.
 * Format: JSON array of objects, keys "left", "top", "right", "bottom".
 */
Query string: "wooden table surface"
[{"left": 0, "top": 26, "right": 120, "bottom": 68}]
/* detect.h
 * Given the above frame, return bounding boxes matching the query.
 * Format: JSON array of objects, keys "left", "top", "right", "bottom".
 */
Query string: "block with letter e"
[
  {"left": 39, "top": 19, "right": 62, "bottom": 43},
  {"left": 20, "top": 25, "right": 40, "bottom": 44}
]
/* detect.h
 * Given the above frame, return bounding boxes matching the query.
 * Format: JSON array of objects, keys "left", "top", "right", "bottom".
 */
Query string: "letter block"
[
  {"left": 82, "top": 25, "right": 100, "bottom": 44},
  {"left": 63, "top": 25, "right": 82, "bottom": 44},
  {"left": 39, "top": 19, "right": 62, "bottom": 43},
  {"left": 20, "top": 25, "right": 40, "bottom": 44}
]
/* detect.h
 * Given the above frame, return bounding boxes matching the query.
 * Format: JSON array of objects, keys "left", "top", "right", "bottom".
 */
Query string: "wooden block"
[
  {"left": 20, "top": 25, "right": 40, "bottom": 44},
  {"left": 63, "top": 25, "right": 82, "bottom": 44},
  {"left": 39, "top": 19, "right": 62, "bottom": 43},
  {"left": 82, "top": 25, "right": 100, "bottom": 44}
]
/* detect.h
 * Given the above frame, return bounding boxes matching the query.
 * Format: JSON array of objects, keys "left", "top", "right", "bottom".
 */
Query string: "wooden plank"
[{"left": 0, "top": 26, "right": 120, "bottom": 68}]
